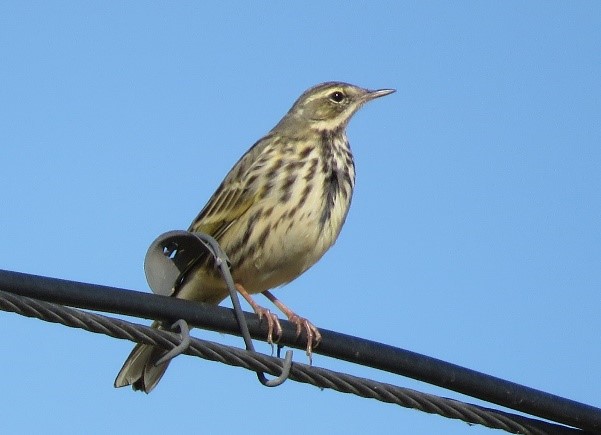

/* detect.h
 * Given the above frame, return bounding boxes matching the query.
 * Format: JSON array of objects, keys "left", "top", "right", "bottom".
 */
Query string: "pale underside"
[{"left": 176, "top": 131, "right": 355, "bottom": 305}]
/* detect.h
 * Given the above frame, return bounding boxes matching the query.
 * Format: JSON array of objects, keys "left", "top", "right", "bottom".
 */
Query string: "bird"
[{"left": 114, "top": 81, "right": 395, "bottom": 393}]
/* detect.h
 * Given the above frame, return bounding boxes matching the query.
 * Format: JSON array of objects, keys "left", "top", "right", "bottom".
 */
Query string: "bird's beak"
[{"left": 365, "top": 88, "right": 396, "bottom": 101}]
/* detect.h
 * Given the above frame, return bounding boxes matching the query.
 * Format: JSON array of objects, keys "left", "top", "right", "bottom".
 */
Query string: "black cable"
[{"left": 1, "top": 268, "right": 600, "bottom": 433}]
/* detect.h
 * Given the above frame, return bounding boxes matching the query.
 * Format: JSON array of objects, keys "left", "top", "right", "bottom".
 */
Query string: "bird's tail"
[{"left": 114, "top": 321, "right": 171, "bottom": 393}]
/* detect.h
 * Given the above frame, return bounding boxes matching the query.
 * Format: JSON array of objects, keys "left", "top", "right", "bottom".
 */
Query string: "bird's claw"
[
  {"left": 287, "top": 314, "right": 321, "bottom": 363},
  {"left": 255, "top": 306, "right": 283, "bottom": 344}
]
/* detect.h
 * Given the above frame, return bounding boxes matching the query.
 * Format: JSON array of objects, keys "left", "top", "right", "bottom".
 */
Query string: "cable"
[
  {"left": 1, "top": 268, "right": 600, "bottom": 434},
  {"left": 0, "top": 289, "right": 588, "bottom": 435}
]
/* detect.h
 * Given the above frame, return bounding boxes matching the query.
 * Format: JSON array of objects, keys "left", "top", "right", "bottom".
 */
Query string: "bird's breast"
[{"left": 228, "top": 133, "right": 355, "bottom": 293}]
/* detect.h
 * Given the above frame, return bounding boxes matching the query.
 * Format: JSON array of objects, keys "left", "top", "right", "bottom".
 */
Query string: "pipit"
[{"left": 115, "top": 81, "right": 395, "bottom": 392}]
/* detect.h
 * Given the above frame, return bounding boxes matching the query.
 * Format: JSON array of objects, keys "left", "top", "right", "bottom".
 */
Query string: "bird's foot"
[
  {"left": 286, "top": 313, "right": 322, "bottom": 363},
  {"left": 235, "top": 283, "right": 283, "bottom": 344},
  {"left": 253, "top": 305, "right": 283, "bottom": 345},
  {"left": 261, "top": 290, "right": 321, "bottom": 363}
]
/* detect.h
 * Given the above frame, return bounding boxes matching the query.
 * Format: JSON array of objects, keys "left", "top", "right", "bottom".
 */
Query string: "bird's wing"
[{"left": 188, "top": 135, "right": 275, "bottom": 240}]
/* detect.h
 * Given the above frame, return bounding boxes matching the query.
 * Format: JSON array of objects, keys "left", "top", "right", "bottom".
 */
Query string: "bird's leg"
[
  {"left": 262, "top": 290, "right": 322, "bottom": 361},
  {"left": 235, "top": 284, "right": 282, "bottom": 344}
]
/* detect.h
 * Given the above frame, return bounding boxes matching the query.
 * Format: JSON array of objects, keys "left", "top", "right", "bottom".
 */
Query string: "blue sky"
[{"left": 1, "top": 2, "right": 600, "bottom": 434}]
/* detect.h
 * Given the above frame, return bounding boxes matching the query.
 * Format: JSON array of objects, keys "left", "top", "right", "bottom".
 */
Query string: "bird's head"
[{"left": 274, "top": 82, "right": 395, "bottom": 134}]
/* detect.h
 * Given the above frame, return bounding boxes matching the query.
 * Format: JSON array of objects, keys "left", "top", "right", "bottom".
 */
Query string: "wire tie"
[
  {"left": 155, "top": 319, "right": 191, "bottom": 366},
  {"left": 256, "top": 350, "right": 293, "bottom": 387},
  {"left": 190, "top": 232, "right": 293, "bottom": 387}
]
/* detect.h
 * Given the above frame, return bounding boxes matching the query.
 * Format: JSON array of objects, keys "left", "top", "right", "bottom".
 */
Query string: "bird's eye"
[{"left": 329, "top": 91, "right": 345, "bottom": 103}]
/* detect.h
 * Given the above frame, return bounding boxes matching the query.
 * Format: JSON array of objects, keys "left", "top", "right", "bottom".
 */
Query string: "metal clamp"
[{"left": 144, "top": 230, "right": 293, "bottom": 386}]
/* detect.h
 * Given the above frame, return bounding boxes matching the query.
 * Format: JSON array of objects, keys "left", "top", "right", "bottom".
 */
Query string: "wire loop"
[
  {"left": 145, "top": 230, "right": 293, "bottom": 386},
  {"left": 154, "top": 319, "right": 191, "bottom": 366}
]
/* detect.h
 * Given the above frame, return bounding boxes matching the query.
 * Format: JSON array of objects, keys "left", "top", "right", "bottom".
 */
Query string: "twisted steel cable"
[{"left": 0, "top": 289, "right": 589, "bottom": 435}]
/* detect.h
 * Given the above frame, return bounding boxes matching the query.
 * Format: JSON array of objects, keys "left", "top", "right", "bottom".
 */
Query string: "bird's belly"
[
  {"left": 175, "top": 201, "right": 348, "bottom": 304},
  {"left": 234, "top": 189, "right": 350, "bottom": 294}
]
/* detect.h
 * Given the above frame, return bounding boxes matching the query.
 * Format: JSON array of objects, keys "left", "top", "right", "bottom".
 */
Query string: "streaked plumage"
[{"left": 115, "top": 82, "right": 394, "bottom": 392}]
